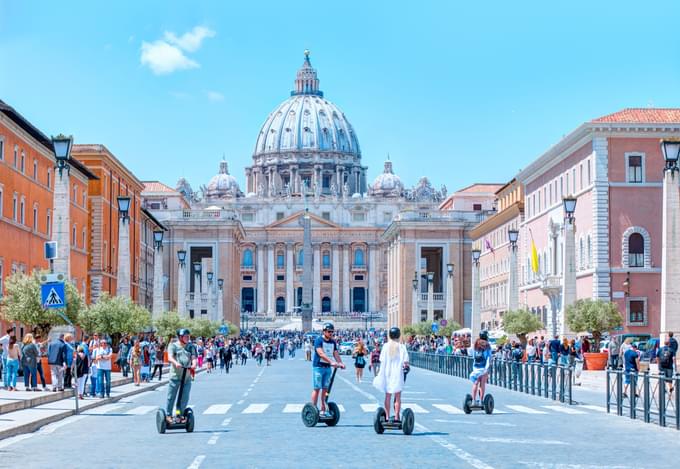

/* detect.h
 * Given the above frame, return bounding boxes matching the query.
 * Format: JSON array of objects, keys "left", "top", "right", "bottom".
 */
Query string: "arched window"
[
  {"left": 579, "top": 238, "right": 585, "bottom": 270},
  {"left": 586, "top": 235, "right": 592, "bottom": 268},
  {"left": 297, "top": 249, "right": 304, "bottom": 266},
  {"left": 322, "top": 250, "right": 330, "bottom": 268},
  {"left": 322, "top": 296, "right": 331, "bottom": 313},
  {"left": 354, "top": 248, "right": 364, "bottom": 266},
  {"left": 277, "top": 251, "right": 284, "bottom": 268},
  {"left": 242, "top": 248, "right": 253, "bottom": 267},
  {"left": 276, "top": 297, "right": 286, "bottom": 314},
  {"left": 629, "top": 233, "right": 644, "bottom": 267}
]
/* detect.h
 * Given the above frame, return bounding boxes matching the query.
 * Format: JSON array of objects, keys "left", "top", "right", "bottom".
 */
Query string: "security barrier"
[{"left": 409, "top": 352, "right": 574, "bottom": 404}]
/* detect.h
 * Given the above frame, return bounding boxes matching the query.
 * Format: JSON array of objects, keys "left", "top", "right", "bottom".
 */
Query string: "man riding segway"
[{"left": 160, "top": 328, "right": 197, "bottom": 431}]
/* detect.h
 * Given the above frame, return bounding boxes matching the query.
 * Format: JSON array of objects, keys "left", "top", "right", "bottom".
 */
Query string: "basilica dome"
[
  {"left": 253, "top": 52, "right": 361, "bottom": 158},
  {"left": 205, "top": 160, "right": 242, "bottom": 199},
  {"left": 369, "top": 160, "right": 404, "bottom": 197}
]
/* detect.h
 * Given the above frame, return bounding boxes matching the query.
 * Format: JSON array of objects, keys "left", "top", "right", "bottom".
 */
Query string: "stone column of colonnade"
[
  {"left": 267, "top": 244, "right": 275, "bottom": 316},
  {"left": 368, "top": 244, "right": 378, "bottom": 313},
  {"left": 286, "top": 243, "right": 294, "bottom": 313},
  {"left": 257, "top": 245, "right": 265, "bottom": 315},
  {"left": 331, "top": 244, "right": 340, "bottom": 313},
  {"left": 313, "top": 244, "right": 321, "bottom": 313},
  {"left": 342, "top": 244, "right": 350, "bottom": 313}
]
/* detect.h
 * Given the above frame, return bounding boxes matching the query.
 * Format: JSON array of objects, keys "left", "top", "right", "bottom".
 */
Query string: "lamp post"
[
  {"left": 151, "top": 230, "right": 164, "bottom": 318},
  {"left": 177, "top": 250, "right": 187, "bottom": 317},
  {"left": 508, "top": 229, "right": 519, "bottom": 312},
  {"left": 412, "top": 273, "right": 419, "bottom": 325},
  {"left": 660, "top": 139, "right": 680, "bottom": 343},
  {"left": 217, "top": 278, "right": 224, "bottom": 322},
  {"left": 561, "top": 196, "right": 577, "bottom": 335},
  {"left": 116, "top": 196, "right": 132, "bottom": 298},
  {"left": 192, "top": 262, "right": 202, "bottom": 318},
  {"left": 471, "top": 249, "right": 481, "bottom": 340},
  {"left": 445, "top": 263, "right": 455, "bottom": 322},
  {"left": 207, "top": 271, "right": 214, "bottom": 321},
  {"left": 427, "top": 271, "right": 435, "bottom": 323},
  {"left": 50, "top": 134, "right": 73, "bottom": 278}
]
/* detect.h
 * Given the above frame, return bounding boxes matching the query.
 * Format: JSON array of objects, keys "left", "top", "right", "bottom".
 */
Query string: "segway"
[
  {"left": 463, "top": 393, "right": 494, "bottom": 414},
  {"left": 156, "top": 367, "right": 195, "bottom": 433},
  {"left": 301, "top": 367, "right": 341, "bottom": 427},
  {"left": 373, "top": 406, "right": 415, "bottom": 435}
]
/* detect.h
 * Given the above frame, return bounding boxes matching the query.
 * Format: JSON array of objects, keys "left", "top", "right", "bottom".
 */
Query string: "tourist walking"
[
  {"left": 21, "top": 334, "right": 39, "bottom": 391},
  {"left": 353, "top": 338, "right": 367, "bottom": 383}
]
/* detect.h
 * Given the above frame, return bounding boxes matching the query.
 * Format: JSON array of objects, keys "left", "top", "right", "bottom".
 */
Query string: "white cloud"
[
  {"left": 206, "top": 91, "right": 224, "bottom": 102},
  {"left": 140, "top": 40, "right": 198, "bottom": 75},
  {"left": 164, "top": 26, "right": 215, "bottom": 53}
]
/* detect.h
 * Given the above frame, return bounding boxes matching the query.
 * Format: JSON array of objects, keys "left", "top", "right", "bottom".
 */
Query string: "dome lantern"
[{"left": 292, "top": 50, "right": 323, "bottom": 97}]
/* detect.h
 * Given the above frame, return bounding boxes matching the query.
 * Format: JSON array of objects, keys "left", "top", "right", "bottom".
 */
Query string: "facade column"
[
  {"left": 427, "top": 275, "right": 434, "bottom": 322},
  {"left": 368, "top": 245, "right": 377, "bottom": 313},
  {"left": 51, "top": 165, "right": 70, "bottom": 277},
  {"left": 342, "top": 244, "right": 350, "bottom": 313},
  {"left": 257, "top": 244, "right": 265, "bottom": 314},
  {"left": 207, "top": 278, "right": 214, "bottom": 321},
  {"left": 286, "top": 243, "right": 294, "bottom": 313},
  {"left": 193, "top": 268, "right": 201, "bottom": 317},
  {"left": 267, "top": 244, "right": 275, "bottom": 316},
  {"left": 508, "top": 243, "right": 519, "bottom": 311},
  {"left": 177, "top": 259, "right": 187, "bottom": 317},
  {"left": 445, "top": 269, "right": 454, "bottom": 321},
  {"left": 152, "top": 242, "right": 164, "bottom": 318},
  {"left": 218, "top": 285, "right": 224, "bottom": 321},
  {"left": 116, "top": 214, "right": 131, "bottom": 298},
  {"left": 313, "top": 244, "right": 321, "bottom": 314},
  {"left": 561, "top": 217, "right": 577, "bottom": 335},
  {"left": 471, "top": 256, "right": 481, "bottom": 339},
  {"left": 331, "top": 243, "right": 340, "bottom": 313},
  {"left": 336, "top": 166, "right": 342, "bottom": 190},
  {"left": 661, "top": 167, "right": 680, "bottom": 342}
]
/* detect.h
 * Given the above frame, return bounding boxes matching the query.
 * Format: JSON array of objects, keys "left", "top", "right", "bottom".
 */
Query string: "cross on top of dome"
[{"left": 292, "top": 50, "right": 323, "bottom": 97}]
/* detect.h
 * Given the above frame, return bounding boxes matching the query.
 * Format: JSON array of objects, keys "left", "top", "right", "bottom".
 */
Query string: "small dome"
[
  {"left": 369, "top": 160, "right": 403, "bottom": 197},
  {"left": 205, "top": 160, "right": 242, "bottom": 199}
]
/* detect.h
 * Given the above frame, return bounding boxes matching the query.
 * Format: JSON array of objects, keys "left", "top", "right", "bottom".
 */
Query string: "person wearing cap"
[
  {"left": 165, "top": 329, "right": 197, "bottom": 424},
  {"left": 469, "top": 331, "right": 492, "bottom": 406},
  {"left": 311, "top": 323, "right": 345, "bottom": 418},
  {"left": 372, "top": 327, "right": 409, "bottom": 423}
]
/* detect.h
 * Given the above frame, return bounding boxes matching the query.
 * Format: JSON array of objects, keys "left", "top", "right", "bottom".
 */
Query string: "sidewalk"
[{"left": 0, "top": 369, "right": 171, "bottom": 440}]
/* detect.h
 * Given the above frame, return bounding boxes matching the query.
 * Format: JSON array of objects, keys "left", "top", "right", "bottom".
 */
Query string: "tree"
[
  {"left": 81, "top": 294, "right": 152, "bottom": 349},
  {"left": 565, "top": 298, "right": 623, "bottom": 349},
  {"left": 503, "top": 309, "right": 544, "bottom": 345},
  {"left": 190, "top": 318, "right": 222, "bottom": 339},
  {"left": 0, "top": 271, "right": 85, "bottom": 338},
  {"left": 402, "top": 325, "right": 416, "bottom": 338},
  {"left": 436, "top": 321, "right": 462, "bottom": 338},
  {"left": 154, "top": 312, "right": 190, "bottom": 342}
]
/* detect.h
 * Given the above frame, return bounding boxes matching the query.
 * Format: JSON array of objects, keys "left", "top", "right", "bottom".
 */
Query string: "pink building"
[{"left": 516, "top": 109, "right": 680, "bottom": 337}]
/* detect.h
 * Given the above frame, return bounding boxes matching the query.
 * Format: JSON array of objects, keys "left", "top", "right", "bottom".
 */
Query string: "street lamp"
[
  {"left": 176, "top": 250, "right": 187, "bottom": 317},
  {"left": 447, "top": 263, "right": 454, "bottom": 277},
  {"left": 153, "top": 230, "right": 164, "bottom": 250},
  {"left": 117, "top": 196, "right": 131, "bottom": 221},
  {"left": 471, "top": 248, "right": 482, "bottom": 339},
  {"left": 412, "top": 278, "right": 418, "bottom": 290},
  {"left": 51, "top": 134, "right": 72, "bottom": 176},
  {"left": 207, "top": 271, "right": 214, "bottom": 283},
  {"left": 217, "top": 278, "right": 224, "bottom": 290},
  {"left": 193, "top": 262, "right": 202, "bottom": 275},
  {"left": 472, "top": 249, "right": 481, "bottom": 265},
  {"left": 507, "top": 229, "right": 519, "bottom": 311},
  {"left": 177, "top": 250, "right": 187, "bottom": 266},
  {"left": 427, "top": 272, "right": 434, "bottom": 283},
  {"left": 661, "top": 139, "right": 680, "bottom": 172},
  {"left": 508, "top": 229, "right": 519, "bottom": 247},
  {"left": 562, "top": 196, "right": 577, "bottom": 222}
]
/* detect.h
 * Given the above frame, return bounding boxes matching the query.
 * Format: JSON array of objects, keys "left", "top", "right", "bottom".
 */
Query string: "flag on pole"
[
  {"left": 484, "top": 238, "right": 495, "bottom": 254},
  {"left": 529, "top": 229, "right": 539, "bottom": 273}
]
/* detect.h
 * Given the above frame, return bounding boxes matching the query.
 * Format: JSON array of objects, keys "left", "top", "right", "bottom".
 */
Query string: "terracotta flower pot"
[
  {"left": 584, "top": 352, "right": 608, "bottom": 371},
  {"left": 41, "top": 357, "right": 52, "bottom": 385}
]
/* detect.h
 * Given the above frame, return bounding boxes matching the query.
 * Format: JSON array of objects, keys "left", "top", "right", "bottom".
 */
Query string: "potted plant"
[{"left": 566, "top": 299, "right": 623, "bottom": 370}]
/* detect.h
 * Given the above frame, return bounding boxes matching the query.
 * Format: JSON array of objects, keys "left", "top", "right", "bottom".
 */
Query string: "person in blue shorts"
[
  {"left": 311, "top": 323, "right": 345, "bottom": 417},
  {"left": 469, "top": 331, "right": 492, "bottom": 406}
]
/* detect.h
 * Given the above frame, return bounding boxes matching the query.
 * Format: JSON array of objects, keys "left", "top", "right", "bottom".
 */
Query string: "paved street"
[{"left": 1, "top": 356, "right": 678, "bottom": 469}]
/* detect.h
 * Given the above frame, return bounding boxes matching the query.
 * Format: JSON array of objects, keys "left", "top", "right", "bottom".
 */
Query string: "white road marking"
[
  {"left": 402, "top": 403, "right": 429, "bottom": 413},
  {"left": 39, "top": 415, "right": 87, "bottom": 434},
  {"left": 187, "top": 455, "right": 205, "bottom": 469},
  {"left": 242, "top": 392, "right": 249, "bottom": 397},
  {"left": 125, "top": 405, "right": 156, "bottom": 415},
  {"left": 518, "top": 463, "right": 634, "bottom": 469},
  {"left": 83, "top": 403, "right": 124, "bottom": 415},
  {"left": 242, "top": 403, "right": 269, "bottom": 414},
  {"left": 578, "top": 405, "right": 607, "bottom": 413},
  {"left": 361, "top": 403, "right": 379, "bottom": 412},
  {"left": 237, "top": 400, "right": 244, "bottom": 405},
  {"left": 283, "top": 404, "right": 305, "bottom": 413},
  {"left": 337, "top": 404, "right": 345, "bottom": 412},
  {"left": 434, "top": 419, "right": 516, "bottom": 427},
  {"left": 207, "top": 432, "right": 220, "bottom": 445},
  {"left": 403, "top": 391, "right": 426, "bottom": 394},
  {"left": 402, "top": 397, "right": 444, "bottom": 401},
  {"left": 542, "top": 405, "right": 586, "bottom": 415},
  {"left": 338, "top": 375, "right": 379, "bottom": 401},
  {"left": 506, "top": 405, "right": 548, "bottom": 414},
  {"left": 433, "top": 404, "right": 464, "bottom": 414},
  {"left": 469, "top": 436, "right": 569, "bottom": 445},
  {"left": 203, "top": 404, "right": 232, "bottom": 415},
  {"left": 416, "top": 423, "right": 495, "bottom": 469},
  {"left": 221, "top": 417, "right": 232, "bottom": 426}
]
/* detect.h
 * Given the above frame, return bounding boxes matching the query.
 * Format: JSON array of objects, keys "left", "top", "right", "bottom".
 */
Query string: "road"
[{"left": 1, "top": 354, "right": 678, "bottom": 469}]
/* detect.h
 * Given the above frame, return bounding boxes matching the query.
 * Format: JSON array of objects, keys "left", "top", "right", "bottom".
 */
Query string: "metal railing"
[
  {"left": 606, "top": 369, "right": 680, "bottom": 429},
  {"left": 410, "top": 352, "right": 574, "bottom": 404}
]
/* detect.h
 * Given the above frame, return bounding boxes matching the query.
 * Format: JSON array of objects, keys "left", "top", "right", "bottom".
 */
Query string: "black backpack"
[{"left": 659, "top": 347, "right": 674, "bottom": 369}]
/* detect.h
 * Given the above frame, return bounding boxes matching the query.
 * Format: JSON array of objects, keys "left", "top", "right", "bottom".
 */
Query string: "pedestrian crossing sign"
[{"left": 41, "top": 282, "right": 66, "bottom": 309}]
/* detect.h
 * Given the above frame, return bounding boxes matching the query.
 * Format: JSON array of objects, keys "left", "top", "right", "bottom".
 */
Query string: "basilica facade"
[{"left": 144, "top": 53, "right": 495, "bottom": 329}]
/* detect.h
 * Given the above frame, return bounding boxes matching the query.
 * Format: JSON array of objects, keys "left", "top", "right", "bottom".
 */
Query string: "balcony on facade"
[{"left": 351, "top": 264, "right": 366, "bottom": 272}]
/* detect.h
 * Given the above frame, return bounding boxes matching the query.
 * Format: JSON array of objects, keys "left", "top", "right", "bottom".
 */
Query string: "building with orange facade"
[
  {"left": 71, "top": 145, "right": 144, "bottom": 305},
  {"left": 0, "top": 99, "right": 96, "bottom": 334}
]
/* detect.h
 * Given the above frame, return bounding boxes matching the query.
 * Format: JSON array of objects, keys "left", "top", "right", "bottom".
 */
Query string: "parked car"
[{"left": 339, "top": 342, "right": 354, "bottom": 355}]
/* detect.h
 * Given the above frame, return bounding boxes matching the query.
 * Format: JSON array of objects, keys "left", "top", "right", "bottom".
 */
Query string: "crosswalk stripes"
[
  {"left": 125, "top": 405, "right": 156, "bottom": 415},
  {"left": 243, "top": 403, "right": 269, "bottom": 414},
  {"left": 360, "top": 403, "right": 378, "bottom": 413},
  {"left": 432, "top": 404, "right": 464, "bottom": 414},
  {"left": 506, "top": 405, "right": 548, "bottom": 414},
  {"left": 203, "top": 404, "right": 232, "bottom": 415},
  {"left": 402, "top": 403, "right": 429, "bottom": 413},
  {"left": 283, "top": 404, "right": 304, "bottom": 413},
  {"left": 542, "top": 405, "right": 586, "bottom": 415}
]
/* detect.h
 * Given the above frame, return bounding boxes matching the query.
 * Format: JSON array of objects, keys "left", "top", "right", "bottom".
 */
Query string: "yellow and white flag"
[{"left": 529, "top": 229, "right": 539, "bottom": 273}]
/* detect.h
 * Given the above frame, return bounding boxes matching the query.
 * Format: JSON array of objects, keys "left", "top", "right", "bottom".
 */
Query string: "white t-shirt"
[{"left": 94, "top": 346, "right": 112, "bottom": 370}]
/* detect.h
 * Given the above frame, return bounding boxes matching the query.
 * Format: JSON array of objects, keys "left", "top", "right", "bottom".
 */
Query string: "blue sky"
[{"left": 1, "top": 1, "right": 679, "bottom": 192}]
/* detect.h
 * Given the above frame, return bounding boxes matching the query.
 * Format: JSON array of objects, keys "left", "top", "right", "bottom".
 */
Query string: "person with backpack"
[
  {"left": 353, "top": 338, "right": 367, "bottom": 383},
  {"left": 658, "top": 338, "right": 675, "bottom": 394},
  {"left": 370, "top": 343, "right": 381, "bottom": 378},
  {"left": 669, "top": 332, "right": 678, "bottom": 371}
]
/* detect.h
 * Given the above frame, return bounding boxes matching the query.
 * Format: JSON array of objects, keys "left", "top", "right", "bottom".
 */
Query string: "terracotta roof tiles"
[
  {"left": 592, "top": 108, "right": 680, "bottom": 124},
  {"left": 143, "top": 181, "right": 176, "bottom": 193}
]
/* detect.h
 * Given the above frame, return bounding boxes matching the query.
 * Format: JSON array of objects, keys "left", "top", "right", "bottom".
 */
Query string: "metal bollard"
[
  {"left": 629, "top": 373, "right": 637, "bottom": 420},
  {"left": 659, "top": 373, "right": 666, "bottom": 428},
  {"left": 551, "top": 366, "right": 557, "bottom": 401},
  {"left": 559, "top": 366, "right": 565, "bottom": 403},
  {"left": 616, "top": 371, "right": 623, "bottom": 416},
  {"left": 606, "top": 369, "right": 611, "bottom": 413},
  {"left": 567, "top": 366, "right": 573, "bottom": 405},
  {"left": 643, "top": 372, "right": 650, "bottom": 424},
  {"left": 544, "top": 365, "right": 549, "bottom": 398}
]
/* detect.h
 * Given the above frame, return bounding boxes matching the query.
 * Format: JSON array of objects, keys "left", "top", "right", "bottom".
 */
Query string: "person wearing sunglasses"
[{"left": 311, "top": 323, "right": 345, "bottom": 418}]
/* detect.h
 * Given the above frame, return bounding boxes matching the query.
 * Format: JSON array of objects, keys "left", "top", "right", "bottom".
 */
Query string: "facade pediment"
[{"left": 266, "top": 210, "right": 340, "bottom": 230}]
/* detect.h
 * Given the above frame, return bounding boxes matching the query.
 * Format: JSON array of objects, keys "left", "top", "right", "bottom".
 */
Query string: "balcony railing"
[
  {"left": 240, "top": 265, "right": 255, "bottom": 272},
  {"left": 351, "top": 264, "right": 366, "bottom": 271},
  {"left": 420, "top": 292, "right": 444, "bottom": 302}
]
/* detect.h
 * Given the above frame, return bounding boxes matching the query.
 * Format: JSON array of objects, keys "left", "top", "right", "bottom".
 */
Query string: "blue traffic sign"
[
  {"left": 219, "top": 325, "right": 228, "bottom": 335},
  {"left": 41, "top": 282, "right": 66, "bottom": 309},
  {"left": 431, "top": 322, "right": 439, "bottom": 333},
  {"left": 44, "top": 241, "right": 57, "bottom": 260}
]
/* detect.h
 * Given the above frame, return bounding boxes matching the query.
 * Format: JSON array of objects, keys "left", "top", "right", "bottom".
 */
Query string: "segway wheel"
[
  {"left": 301, "top": 403, "right": 319, "bottom": 427},
  {"left": 184, "top": 408, "right": 195, "bottom": 432},
  {"left": 326, "top": 402, "right": 340, "bottom": 427},
  {"left": 463, "top": 394, "right": 473, "bottom": 414},
  {"left": 156, "top": 408, "right": 167, "bottom": 434},
  {"left": 373, "top": 407, "right": 386, "bottom": 434},
  {"left": 483, "top": 394, "right": 494, "bottom": 415},
  {"left": 402, "top": 408, "right": 415, "bottom": 435}
]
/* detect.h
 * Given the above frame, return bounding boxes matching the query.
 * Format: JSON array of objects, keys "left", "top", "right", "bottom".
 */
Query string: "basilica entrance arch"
[{"left": 352, "top": 287, "right": 365, "bottom": 313}]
